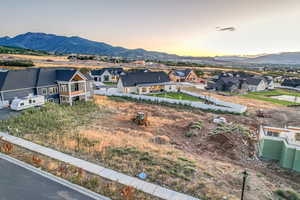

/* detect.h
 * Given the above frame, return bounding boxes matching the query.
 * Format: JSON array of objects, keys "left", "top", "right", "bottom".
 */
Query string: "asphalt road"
[
  {"left": 0, "top": 158, "right": 102, "bottom": 200},
  {"left": 0, "top": 108, "right": 19, "bottom": 120}
]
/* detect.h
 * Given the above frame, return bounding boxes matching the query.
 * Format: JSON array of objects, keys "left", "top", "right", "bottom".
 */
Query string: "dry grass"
[
  {"left": 2, "top": 95, "right": 299, "bottom": 200},
  {"left": 0, "top": 54, "right": 68, "bottom": 61}
]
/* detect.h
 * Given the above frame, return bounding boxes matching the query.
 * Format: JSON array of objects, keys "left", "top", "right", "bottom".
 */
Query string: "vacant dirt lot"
[{"left": 89, "top": 96, "right": 300, "bottom": 200}]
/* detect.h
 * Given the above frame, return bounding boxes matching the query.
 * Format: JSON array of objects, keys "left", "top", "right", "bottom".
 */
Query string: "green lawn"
[
  {"left": 103, "top": 82, "right": 117, "bottom": 86},
  {"left": 241, "top": 89, "right": 300, "bottom": 106},
  {"left": 148, "top": 92, "right": 205, "bottom": 102},
  {"left": 248, "top": 89, "right": 300, "bottom": 97}
]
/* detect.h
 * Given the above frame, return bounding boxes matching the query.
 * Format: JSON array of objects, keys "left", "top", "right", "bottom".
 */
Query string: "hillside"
[
  {"left": 0, "top": 32, "right": 178, "bottom": 60},
  {"left": 0, "top": 45, "right": 49, "bottom": 56},
  {"left": 215, "top": 52, "right": 300, "bottom": 65}
]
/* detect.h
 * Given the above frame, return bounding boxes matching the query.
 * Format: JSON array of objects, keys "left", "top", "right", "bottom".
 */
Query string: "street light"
[{"left": 241, "top": 170, "right": 249, "bottom": 200}]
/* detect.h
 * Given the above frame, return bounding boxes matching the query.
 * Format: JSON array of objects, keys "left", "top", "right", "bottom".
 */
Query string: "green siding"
[
  {"left": 279, "top": 145, "right": 295, "bottom": 169},
  {"left": 293, "top": 150, "right": 300, "bottom": 172},
  {"left": 260, "top": 137, "right": 300, "bottom": 172},
  {"left": 260, "top": 139, "right": 283, "bottom": 160}
]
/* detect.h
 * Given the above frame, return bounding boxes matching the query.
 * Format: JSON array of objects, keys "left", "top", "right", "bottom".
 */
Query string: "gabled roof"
[
  {"left": 246, "top": 77, "right": 264, "bottom": 86},
  {"left": 56, "top": 70, "right": 78, "bottom": 81},
  {"left": 0, "top": 68, "right": 91, "bottom": 91},
  {"left": 172, "top": 69, "right": 192, "bottom": 78},
  {"left": 120, "top": 71, "right": 170, "bottom": 87},
  {"left": 91, "top": 67, "right": 124, "bottom": 76},
  {"left": 84, "top": 73, "right": 94, "bottom": 81}
]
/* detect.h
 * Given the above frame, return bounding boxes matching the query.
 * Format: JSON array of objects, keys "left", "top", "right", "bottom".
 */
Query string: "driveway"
[
  {"left": 0, "top": 156, "right": 109, "bottom": 200},
  {"left": 0, "top": 108, "right": 19, "bottom": 120}
]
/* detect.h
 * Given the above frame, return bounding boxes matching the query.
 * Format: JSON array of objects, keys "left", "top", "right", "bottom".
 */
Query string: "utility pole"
[{"left": 241, "top": 170, "right": 249, "bottom": 200}]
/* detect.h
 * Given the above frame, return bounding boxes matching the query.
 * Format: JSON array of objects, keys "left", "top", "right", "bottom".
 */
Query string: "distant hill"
[
  {"left": 0, "top": 45, "right": 49, "bottom": 56},
  {"left": 0, "top": 32, "right": 179, "bottom": 59},
  {"left": 215, "top": 52, "right": 300, "bottom": 65}
]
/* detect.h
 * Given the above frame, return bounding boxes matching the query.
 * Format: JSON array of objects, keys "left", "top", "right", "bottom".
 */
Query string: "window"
[
  {"left": 295, "top": 133, "right": 300, "bottom": 141},
  {"left": 20, "top": 103, "right": 24, "bottom": 106},
  {"left": 48, "top": 87, "right": 58, "bottom": 95},
  {"left": 41, "top": 88, "right": 47, "bottom": 95},
  {"left": 60, "top": 85, "right": 68, "bottom": 93},
  {"left": 142, "top": 87, "right": 147, "bottom": 93},
  {"left": 29, "top": 100, "right": 32, "bottom": 104},
  {"left": 94, "top": 77, "right": 98, "bottom": 81},
  {"left": 104, "top": 75, "right": 109, "bottom": 81}
]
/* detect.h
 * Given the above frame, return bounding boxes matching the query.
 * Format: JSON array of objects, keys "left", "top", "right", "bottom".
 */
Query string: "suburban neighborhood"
[{"left": 1, "top": 1, "right": 300, "bottom": 200}]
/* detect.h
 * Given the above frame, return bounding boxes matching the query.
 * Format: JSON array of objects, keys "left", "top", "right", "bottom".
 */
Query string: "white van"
[{"left": 10, "top": 95, "right": 45, "bottom": 111}]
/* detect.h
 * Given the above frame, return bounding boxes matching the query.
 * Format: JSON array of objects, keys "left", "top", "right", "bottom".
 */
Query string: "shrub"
[
  {"left": 0, "top": 59, "right": 34, "bottom": 67},
  {"left": 275, "top": 189, "right": 300, "bottom": 200}
]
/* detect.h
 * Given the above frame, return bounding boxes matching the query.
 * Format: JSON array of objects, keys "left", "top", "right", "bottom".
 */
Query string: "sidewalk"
[{"left": 0, "top": 132, "right": 199, "bottom": 200}]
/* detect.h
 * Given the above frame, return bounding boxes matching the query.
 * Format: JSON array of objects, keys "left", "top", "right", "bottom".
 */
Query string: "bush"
[
  {"left": 275, "top": 189, "right": 300, "bottom": 200},
  {"left": 0, "top": 59, "right": 34, "bottom": 67}
]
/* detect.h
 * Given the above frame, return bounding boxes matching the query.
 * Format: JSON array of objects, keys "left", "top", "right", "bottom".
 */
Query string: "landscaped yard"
[
  {"left": 242, "top": 89, "right": 300, "bottom": 106},
  {"left": 103, "top": 82, "right": 117, "bottom": 86},
  {"left": 148, "top": 92, "right": 205, "bottom": 102}
]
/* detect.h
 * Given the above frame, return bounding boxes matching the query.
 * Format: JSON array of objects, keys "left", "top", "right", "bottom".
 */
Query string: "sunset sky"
[{"left": 1, "top": 0, "right": 300, "bottom": 57}]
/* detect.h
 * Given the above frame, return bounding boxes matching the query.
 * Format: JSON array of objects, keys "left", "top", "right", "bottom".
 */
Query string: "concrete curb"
[{"left": 0, "top": 153, "right": 110, "bottom": 200}]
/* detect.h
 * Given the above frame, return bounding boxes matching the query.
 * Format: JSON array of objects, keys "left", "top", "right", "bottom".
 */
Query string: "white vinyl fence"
[{"left": 94, "top": 90, "right": 247, "bottom": 114}]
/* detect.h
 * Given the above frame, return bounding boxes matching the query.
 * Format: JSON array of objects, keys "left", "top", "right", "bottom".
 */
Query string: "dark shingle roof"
[
  {"left": 246, "top": 77, "right": 264, "bottom": 86},
  {"left": 0, "top": 71, "right": 8, "bottom": 90},
  {"left": 282, "top": 79, "right": 300, "bottom": 87},
  {"left": 91, "top": 68, "right": 124, "bottom": 76},
  {"left": 0, "top": 68, "right": 39, "bottom": 91},
  {"left": 120, "top": 71, "right": 170, "bottom": 87},
  {"left": 91, "top": 69, "right": 104, "bottom": 76},
  {"left": 56, "top": 70, "right": 77, "bottom": 81},
  {"left": 36, "top": 68, "right": 58, "bottom": 87},
  {"left": 84, "top": 73, "right": 93, "bottom": 81},
  {"left": 0, "top": 68, "right": 91, "bottom": 91}
]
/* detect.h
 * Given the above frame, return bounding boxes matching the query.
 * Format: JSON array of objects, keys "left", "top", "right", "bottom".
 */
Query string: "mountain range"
[
  {"left": 215, "top": 52, "right": 300, "bottom": 65},
  {"left": 1, "top": 32, "right": 300, "bottom": 65},
  {"left": 0, "top": 32, "right": 178, "bottom": 60}
]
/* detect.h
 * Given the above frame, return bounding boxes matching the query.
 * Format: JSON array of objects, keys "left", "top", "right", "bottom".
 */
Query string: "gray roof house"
[
  {"left": 207, "top": 73, "right": 269, "bottom": 92},
  {"left": 117, "top": 71, "right": 177, "bottom": 94},
  {"left": 90, "top": 67, "right": 125, "bottom": 83},
  {"left": 0, "top": 68, "right": 93, "bottom": 105}
]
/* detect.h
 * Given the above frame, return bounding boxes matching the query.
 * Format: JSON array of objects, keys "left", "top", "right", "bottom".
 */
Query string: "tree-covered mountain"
[{"left": 0, "top": 32, "right": 178, "bottom": 59}]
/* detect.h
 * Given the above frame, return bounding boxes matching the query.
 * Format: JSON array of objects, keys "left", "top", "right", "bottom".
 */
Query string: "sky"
[{"left": 1, "top": 0, "right": 300, "bottom": 57}]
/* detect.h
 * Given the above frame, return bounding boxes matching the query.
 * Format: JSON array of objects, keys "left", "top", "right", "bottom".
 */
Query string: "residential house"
[
  {"left": 168, "top": 69, "right": 204, "bottom": 83},
  {"left": 90, "top": 68, "right": 125, "bottom": 83},
  {"left": 282, "top": 78, "right": 300, "bottom": 88},
  {"left": 117, "top": 71, "right": 177, "bottom": 94},
  {"left": 258, "top": 125, "right": 300, "bottom": 172},
  {"left": 0, "top": 68, "right": 93, "bottom": 105},
  {"left": 207, "top": 72, "right": 270, "bottom": 92},
  {"left": 246, "top": 77, "right": 267, "bottom": 92}
]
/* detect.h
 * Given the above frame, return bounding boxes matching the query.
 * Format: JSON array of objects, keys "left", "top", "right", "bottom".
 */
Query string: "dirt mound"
[{"left": 197, "top": 123, "right": 257, "bottom": 162}]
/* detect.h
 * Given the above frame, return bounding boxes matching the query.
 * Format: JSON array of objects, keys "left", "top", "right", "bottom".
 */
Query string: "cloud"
[{"left": 216, "top": 26, "right": 236, "bottom": 32}]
